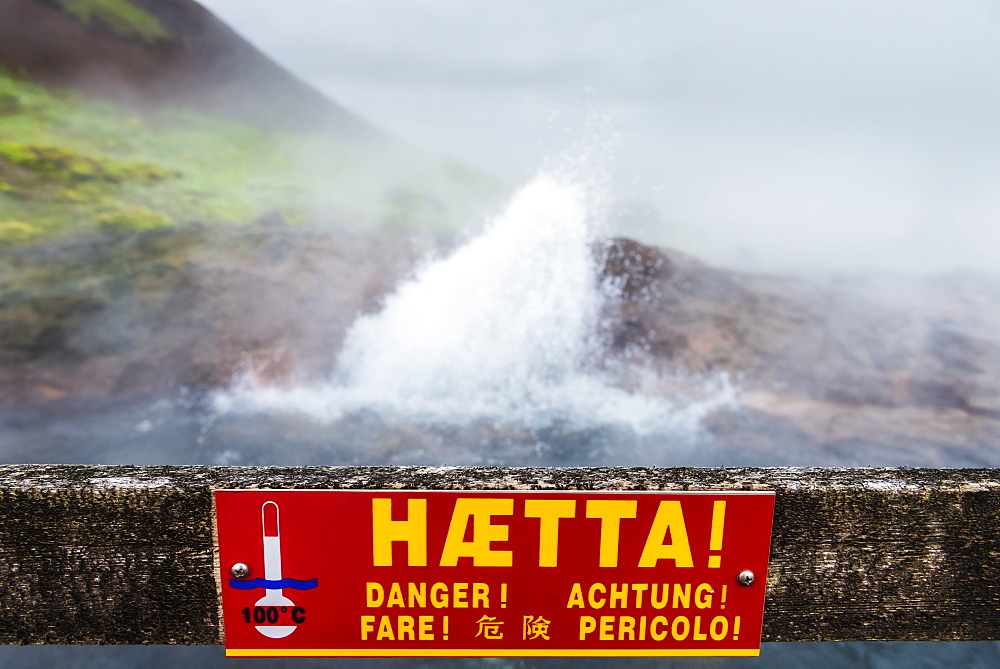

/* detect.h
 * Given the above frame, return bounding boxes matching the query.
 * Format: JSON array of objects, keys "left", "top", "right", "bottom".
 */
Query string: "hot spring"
[{"left": 2, "top": 167, "right": 999, "bottom": 667}]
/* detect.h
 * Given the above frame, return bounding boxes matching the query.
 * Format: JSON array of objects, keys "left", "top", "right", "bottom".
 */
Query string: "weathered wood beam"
[{"left": 0, "top": 465, "right": 997, "bottom": 644}]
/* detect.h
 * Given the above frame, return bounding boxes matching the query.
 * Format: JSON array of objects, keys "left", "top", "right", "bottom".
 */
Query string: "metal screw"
[
  {"left": 737, "top": 569, "right": 755, "bottom": 586},
  {"left": 230, "top": 563, "right": 250, "bottom": 579}
]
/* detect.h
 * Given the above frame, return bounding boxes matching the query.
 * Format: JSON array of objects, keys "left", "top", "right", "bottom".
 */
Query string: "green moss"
[
  {"left": 381, "top": 188, "right": 447, "bottom": 229},
  {"left": 0, "top": 93, "right": 22, "bottom": 115},
  {"left": 106, "top": 161, "right": 179, "bottom": 183},
  {"left": 0, "top": 72, "right": 50, "bottom": 117},
  {"left": 97, "top": 206, "right": 174, "bottom": 231},
  {"left": 55, "top": 0, "right": 171, "bottom": 44},
  {"left": 0, "top": 181, "right": 27, "bottom": 197},
  {"left": 0, "top": 140, "right": 178, "bottom": 187},
  {"left": 0, "top": 141, "right": 36, "bottom": 164},
  {"left": 57, "top": 187, "right": 98, "bottom": 202},
  {"left": 0, "top": 69, "right": 501, "bottom": 245},
  {"left": 0, "top": 221, "right": 43, "bottom": 242}
]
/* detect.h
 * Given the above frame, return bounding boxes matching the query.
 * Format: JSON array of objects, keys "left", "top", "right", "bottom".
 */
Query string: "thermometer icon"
[{"left": 256, "top": 501, "right": 297, "bottom": 639}]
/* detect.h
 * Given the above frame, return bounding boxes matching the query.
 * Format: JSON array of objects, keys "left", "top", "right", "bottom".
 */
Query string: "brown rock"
[{"left": 0, "top": 223, "right": 438, "bottom": 401}]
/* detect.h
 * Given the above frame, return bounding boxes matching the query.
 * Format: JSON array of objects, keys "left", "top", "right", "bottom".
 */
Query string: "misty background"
[
  {"left": 3, "top": 0, "right": 1000, "bottom": 665},
  {"left": 201, "top": 0, "right": 1000, "bottom": 276}
]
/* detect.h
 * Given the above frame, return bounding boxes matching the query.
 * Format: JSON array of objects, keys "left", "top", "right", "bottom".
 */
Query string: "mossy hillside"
[
  {"left": 0, "top": 135, "right": 181, "bottom": 239},
  {"left": 54, "top": 0, "right": 171, "bottom": 44},
  {"left": 0, "top": 70, "right": 504, "bottom": 245},
  {"left": 0, "top": 140, "right": 176, "bottom": 184}
]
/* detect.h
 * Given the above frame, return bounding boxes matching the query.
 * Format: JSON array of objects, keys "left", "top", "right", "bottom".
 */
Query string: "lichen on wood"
[{"left": 0, "top": 465, "right": 997, "bottom": 644}]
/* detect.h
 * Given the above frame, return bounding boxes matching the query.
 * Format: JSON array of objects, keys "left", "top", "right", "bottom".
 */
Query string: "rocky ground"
[
  {"left": 0, "top": 219, "right": 443, "bottom": 401},
  {"left": 2, "top": 223, "right": 999, "bottom": 466},
  {"left": 599, "top": 238, "right": 1000, "bottom": 465}
]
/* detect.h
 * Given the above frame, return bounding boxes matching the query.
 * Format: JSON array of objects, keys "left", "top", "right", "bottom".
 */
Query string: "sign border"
[
  {"left": 214, "top": 488, "right": 775, "bottom": 659},
  {"left": 226, "top": 648, "right": 761, "bottom": 657}
]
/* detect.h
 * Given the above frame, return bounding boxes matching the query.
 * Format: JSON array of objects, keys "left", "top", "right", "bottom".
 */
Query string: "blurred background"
[
  {"left": 2, "top": 0, "right": 1000, "bottom": 666},
  {"left": 203, "top": 0, "right": 1000, "bottom": 275}
]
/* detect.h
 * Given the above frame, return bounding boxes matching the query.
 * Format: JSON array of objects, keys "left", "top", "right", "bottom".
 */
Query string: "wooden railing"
[{"left": 0, "top": 465, "right": 997, "bottom": 644}]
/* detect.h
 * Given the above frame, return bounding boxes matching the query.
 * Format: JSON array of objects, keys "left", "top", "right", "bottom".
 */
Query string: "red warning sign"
[{"left": 215, "top": 489, "right": 774, "bottom": 657}]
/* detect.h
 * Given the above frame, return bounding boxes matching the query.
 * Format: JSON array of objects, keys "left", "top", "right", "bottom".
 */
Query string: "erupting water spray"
[{"left": 215, "top": 166, "right": 734, "bottom": 438}]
